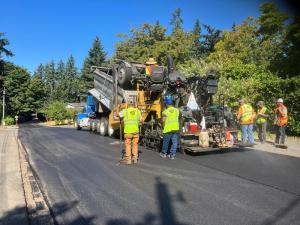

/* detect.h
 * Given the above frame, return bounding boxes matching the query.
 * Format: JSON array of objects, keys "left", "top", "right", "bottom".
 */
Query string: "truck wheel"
[
  {"left": 92, "top": 121, "right": 97, "bottom": 133},
  {"left": 96, "top": 120, "right": 101, "bottom": 134},
  {"left": 74, "top": 118, "right": 81, "bottom": 130},
  {"left": 89, "top": 121, "right": 93, "bottom": 132},
  {"left": 99, "top": 117, "right": 108, "bottom": 136},
  {"left": 118, "top": 62, "right": 132, "bottom": 88},
  {"left": 108, "top": 125, "right": 114, "bottom": 137}
]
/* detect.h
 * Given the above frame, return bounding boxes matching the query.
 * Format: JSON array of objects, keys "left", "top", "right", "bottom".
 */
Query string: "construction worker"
[
  {"left": 145, "top": 57, "right": 158, "bottom": 76},
  {"left": 274, "top": 98, "right": 288, "bottom": 145},
  {"left": 256, "top": 101, "right": 269, "bottom": 144},
  {"left": 236, "top": 99, "right": 256, "bottom": 145},
  {"left": 160, "top": 95, "right": 180, "bottom": 160},
  {"left": 119, "top": 100, "right": 142, "bottom": 165}
]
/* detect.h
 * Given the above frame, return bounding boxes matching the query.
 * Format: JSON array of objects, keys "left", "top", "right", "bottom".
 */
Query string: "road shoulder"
[
  {"left": 0, "top": 128, "right": 28, "bottom": 225},
  {"left": 251, "top": 139, "right": 300, "bottom": 158}
]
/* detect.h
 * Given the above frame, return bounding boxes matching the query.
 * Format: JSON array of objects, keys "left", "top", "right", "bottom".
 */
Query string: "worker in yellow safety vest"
[
  {"left": 119, "top": 100, "right": 142, "bottom": 165},
  {"left": 160, "top": 95, "right": 180, "bottom": 160},
  {"left": 256, "top": 101, "right": 269, "bottom": 144},
  {"left": 236, "top": 99, "right": 256, "bottom": 145},
  {"left": 274, "top": 98, "right": 288, "bottom": 145},
  {"left": 145, "top": 57, "right": 158, "bottom": 76}
]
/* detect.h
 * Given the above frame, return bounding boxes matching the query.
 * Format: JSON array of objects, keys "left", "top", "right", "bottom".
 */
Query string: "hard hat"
[
  {"left": 277, "top": 98, "right": 283, "bottom": 103},
  {"left": 165, "top": 95, "right": 173, "bottom": 105},
  {"left": 146, "top": 58, "right": 157, "bottom": 65}
]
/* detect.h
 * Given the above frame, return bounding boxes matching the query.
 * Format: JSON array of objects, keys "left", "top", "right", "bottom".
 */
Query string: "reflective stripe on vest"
[
  {"left": 240, "top": 104, "right": 253, "bottom": 124},
  {"left": 276, "top": 106, "right": 288, "bottom": 126},
  {"left": 163, "top": 107, "right": 179, "bottom": 133},
  {"left": 256, "top": 106, "right": 267, "bottom": 124},
  {"left": 123, "top": 108, "right": 140, "bottom": 134}
]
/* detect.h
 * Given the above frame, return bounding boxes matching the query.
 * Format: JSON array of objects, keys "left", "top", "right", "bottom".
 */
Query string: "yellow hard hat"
[{"left": 146, "top": 58, "right": 157, "bottom": 65}]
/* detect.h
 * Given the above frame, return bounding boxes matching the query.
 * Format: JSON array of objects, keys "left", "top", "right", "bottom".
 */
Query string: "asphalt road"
[{"left": 18, "top": 124, "right": 300, "bottom": 225}]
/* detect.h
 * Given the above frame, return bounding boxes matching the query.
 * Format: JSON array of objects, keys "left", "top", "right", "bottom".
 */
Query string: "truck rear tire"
[
  {"left": 96, "top": 120, "right": 101, "bottom": 134},
  {"left": 117, "top": 62, "right": 132, "bottom": 88},
  {"left": 91, "top": 120, "right": 97, "bottom": 133},
  {"left": 108, "top": 126, "right": 114, "bottom": 137},
  {"left": 99, "top": 117, "right": 108, "bottom": 136}
]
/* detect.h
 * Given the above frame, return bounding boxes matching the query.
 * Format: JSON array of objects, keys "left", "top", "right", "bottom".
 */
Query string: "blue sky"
[{"left": 0, "top": 0, "right": 292, "bottom": 73}]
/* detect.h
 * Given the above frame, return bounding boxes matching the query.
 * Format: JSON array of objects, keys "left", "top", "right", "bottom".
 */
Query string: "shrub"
[
  {"left": 4, "top": 116, "right": 15, "bottom": 125},
  {"left": 65, "top": 108, "right": 78, "bottom": 120},
  {"left": 43, "top": 101, "right": 67, "bottom": 122}
]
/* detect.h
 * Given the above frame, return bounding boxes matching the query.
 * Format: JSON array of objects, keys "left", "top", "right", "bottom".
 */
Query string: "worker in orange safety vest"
[
  {"left": 274, "top": 98, "right": 288, "bottom": 145},
  {"left": 145, "top": 57, "right": 158, "bottom": 76}
]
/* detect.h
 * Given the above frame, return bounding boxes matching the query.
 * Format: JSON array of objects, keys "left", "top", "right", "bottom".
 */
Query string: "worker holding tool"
[
  {"left": 256, "top": 101, "right": 269, "bottom": 144},
  {"left": 274, "top": 98, "right": 288, "bottom": 146},
  {"left": 160, "top": 95, "right": 180, "bottom": 160},
  {"left": 145, "top": 57, "right": 158, "bottom": 76},
  {"left": 236, "top": 99, "right": 256, "bottom": 145},
  {"left": 119, "top": 99, "right": 142, "bottom": 165}
]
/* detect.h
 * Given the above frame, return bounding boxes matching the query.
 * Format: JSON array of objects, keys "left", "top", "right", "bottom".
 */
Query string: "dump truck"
[{"left": 75, "top": 56, "right": 238, "bottom": 153}]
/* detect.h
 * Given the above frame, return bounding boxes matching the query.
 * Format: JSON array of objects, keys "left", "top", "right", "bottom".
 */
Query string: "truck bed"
[{"left": 89, "top": 67, "right": 124, "bottom": 110}]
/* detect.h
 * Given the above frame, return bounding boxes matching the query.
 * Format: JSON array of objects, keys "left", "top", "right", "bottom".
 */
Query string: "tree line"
[
  {"left": 0, "top": 3, "right": 299, "bottom": 134},
  {"left": 0, "top": 35, "right": 107, "bottom": 122}
]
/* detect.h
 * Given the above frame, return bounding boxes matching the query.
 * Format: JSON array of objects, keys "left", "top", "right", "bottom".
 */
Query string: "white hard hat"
[{"left": 277, "top": 98, "right": 283, "bottom": 103}]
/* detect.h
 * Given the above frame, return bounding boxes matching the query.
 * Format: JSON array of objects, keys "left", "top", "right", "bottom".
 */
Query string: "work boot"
[
  {"left": 160, "top": 152, "right": 167, "bottom": 158},
  {"left": 168, "top": 155, "right": 175, "bottom": 160},
  {"left": 132, "top": 159, "right": 138, "bottom": 164},
  {"left": 119, "top": 159, "right": 132, "bottom": 165}
]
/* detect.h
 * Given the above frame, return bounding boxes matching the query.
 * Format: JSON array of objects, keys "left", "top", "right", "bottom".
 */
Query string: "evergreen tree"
[
  {"left": 0, "top": 33, "right": 13, "bottom": 90},
  {"left": 33, "top": 64, "right": 45, "bottom": 80},
  {"left": 282, "top": 15, "right": 300, "bottom": 76},
  {"left": 55, "top": 60, "right": 66, "bottom": 100},
  {"left": 0, "top": 32, "right": 13, "bottom": 59},
  {"left": 81, "top": 36, "right": 107, "bottom": 90},
  {"left": 200, "top": 24, "right": 222, "bottom": 56},
  {"left": 44, "top": 61, "right": 56, "bottom": 101},
  {"left": 170, "top": 8, "right": 183, "bottom": 34},
  {"left": 191, "top": 19, "right": 202, "bottom": 57},
  {"left": 258, "top": 3, "right": 288, "bottom": 39},
  {"left": 65, "top": 55, "right": 79, "bottom": 102}
]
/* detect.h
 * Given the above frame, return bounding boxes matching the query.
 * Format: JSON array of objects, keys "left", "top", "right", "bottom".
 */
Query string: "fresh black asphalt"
[{"left": 18, "top": 124, "right": 300, "bottom": 225}]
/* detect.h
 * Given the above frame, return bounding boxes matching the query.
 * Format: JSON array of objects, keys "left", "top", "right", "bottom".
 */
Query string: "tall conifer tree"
[{"left": 81, "top": 36, "right": 107, "bottom": 90}]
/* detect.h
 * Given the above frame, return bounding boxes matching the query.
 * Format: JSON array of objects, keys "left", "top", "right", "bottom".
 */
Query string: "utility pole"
[{"left": 2, "top": 87, "right": 5, "bottom": 126}]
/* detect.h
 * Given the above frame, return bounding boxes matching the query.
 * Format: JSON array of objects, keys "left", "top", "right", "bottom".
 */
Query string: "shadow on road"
[
  {"left": 0, "top": 200, "right": 96, "bottom": 225},
  {"left": 0, "top": 206, "right": 29, "bottom": 225},
  {"left": 260, "top": 197, "right": 300, "bottom": 225},
  {"left": 106, "top": 177, "right": 188, "bottom": 225}
]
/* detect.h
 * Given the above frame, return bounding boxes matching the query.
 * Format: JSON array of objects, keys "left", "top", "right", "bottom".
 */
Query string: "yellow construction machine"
[{"left": 75, "top": 56, "right": 238, "bottom": 153}]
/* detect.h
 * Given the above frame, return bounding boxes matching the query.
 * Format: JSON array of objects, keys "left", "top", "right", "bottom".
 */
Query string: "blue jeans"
[
  {"left": 161, "top": 132, "right": 178, "bottom": 156},
  {"left": 241, "top": 124, "right": 254, "bottom": 144}
]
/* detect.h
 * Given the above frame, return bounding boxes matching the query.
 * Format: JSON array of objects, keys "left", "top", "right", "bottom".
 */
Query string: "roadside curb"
[{"left": 16, "top": 136, "right": 55, "bottom": 225}]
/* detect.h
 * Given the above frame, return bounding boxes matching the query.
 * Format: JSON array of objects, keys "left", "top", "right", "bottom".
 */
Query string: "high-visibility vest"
[
  {"left": 145, "top": 65, "right": 158, "bottom": 76},
  {"left": 145, "top": 66, "right": 152, "bottom": 76},
  {"left": 256, "top": 106, "right": 267, "bottom": 124},
  {"left": 123, "top": 108, "right": 141, "bottom": 134},
  {"left": 275, "top": 105, "right": 288, "bottom": 126},
  {"left": 163, "top": 106, "right": 179, "bottom": 133},
  {"left": 239, "top": 104, "right": 254, "bottom": 124}
]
